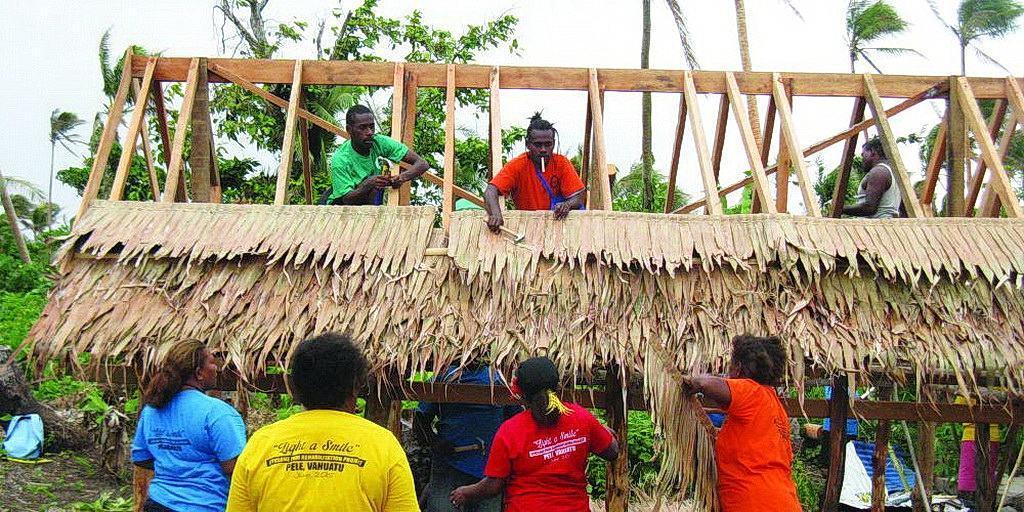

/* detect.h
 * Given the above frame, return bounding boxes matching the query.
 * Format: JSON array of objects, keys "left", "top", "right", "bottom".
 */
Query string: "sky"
[{"left": 3, "top": 0, "right": 1024, "bottom": 223}]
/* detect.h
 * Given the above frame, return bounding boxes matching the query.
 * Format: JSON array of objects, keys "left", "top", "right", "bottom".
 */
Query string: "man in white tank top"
[{"left": 842, "top": 137, "right": 902, "bottom": 219}]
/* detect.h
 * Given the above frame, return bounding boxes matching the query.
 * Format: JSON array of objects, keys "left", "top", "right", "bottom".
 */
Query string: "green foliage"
[
  {"left": 846, "top": 0, "right": 915, "bottom": 73},
  {"left": 70, "top": 492, "right": 133, "bottom": 512},
  {"left": 958, "top": 0, "right": 1024, "bottom": 43},
  {"left": 813, "top": 157, "right": 865, "bottom": 211},
  {"left": 612, "top": 161, "right": 689, "bottom": 213},
  {"left": 792, "top": 451, "right": 825, "bottom": 511},
  {"left": 586, "top": 411, "right": 660, "bottom": 499}
]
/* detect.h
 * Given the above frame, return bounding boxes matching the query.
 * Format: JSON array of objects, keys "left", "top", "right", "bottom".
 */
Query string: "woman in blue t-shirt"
[{"left": 132, "top": 340, "right": 247, "bottom": 512}]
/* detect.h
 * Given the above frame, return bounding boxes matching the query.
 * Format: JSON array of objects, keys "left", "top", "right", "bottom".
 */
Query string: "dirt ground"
[{"left": 0, "top": 450, "right": 130, "bottom": 512}]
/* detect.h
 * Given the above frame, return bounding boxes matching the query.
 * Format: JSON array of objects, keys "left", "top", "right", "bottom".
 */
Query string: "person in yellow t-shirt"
[{"left": 226, "top": 333, "right": 418, "bottom": 512}]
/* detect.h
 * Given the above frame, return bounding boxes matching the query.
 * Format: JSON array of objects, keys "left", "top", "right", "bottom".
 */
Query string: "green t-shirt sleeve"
[
  {"left": 375, "top": 135, "right": 410, "bottom": 163},
  {"left": 329, "top": 149, "right": 361, "bottom": 202}
]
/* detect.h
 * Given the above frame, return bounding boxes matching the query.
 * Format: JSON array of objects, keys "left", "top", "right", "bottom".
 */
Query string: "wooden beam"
[
  {"left": 953, "top": 77, "right": 1023, "bottom": 218},
  {"left": 912, "top": 421, "right": 937, "bottom": 512},
  {"left": 162, "top": 58, "right": 201, "bottom": 203},
  {"left": 871, "top": 386, "right": 893, "bottom": 512},
  {"left": 299, "top": 118, "right": 313, "bottom": 204},
  {"left": 110, "top": 57, "right": 156, "bottom": 201},
  {"left": 863, "top": 74, "right": 926, "bottom": 218},
  {"left": 130, "top": 78, "right": 161, "bottom": 201},
  {"left": 489, "top": 66, "right": 502, "bottom": 179},
  {"left": 605, "top": 365, "right": 629, "bottom": 512},
  {"left": 132, "top": 467, "right": 153, "bottom": 512},
  {"left": 151, "top": 83, "right": 186, "bottom": 203},
  {"left": 588, "top": 69, "right": 612, "bottom": 211},
  {"left": 948, "top": 78, "right": 968, "bottom": 217},
  {"left": 711, "top": 94, "right": 730, "bottom": 179},
  {"left": 966, "top": 99, "right": 1008, "bottom": 214},
  {"left": 682, "top": 71, "right": 725, "bottom": 215},
  {"left": 399, "top": 71, "right": 418, "bottom": 205},
  {"left": 977, "top": 422, "right": 994, "bottom": 512},
  {"left": 980, "top": 118, "right": 1019, "bottom": 217},
  {"left": 135, "top": 57, "right": 1012, "bottom": 98},
  {"left": 76, "top": 50, "right": 134, "bottom": 221},
  {"left": 772, "top": 73, "right": 821, "bottom": 216},
  {"left": 442, "top": 64, "right": 456, "bottom": 228},
  {"left": 751, "top": 94, "right": 777, "bottom": 214},
  {"left": 677, "top": 81, "right": 945, "bottom": 214},
  {"left": 724, "top": 72, "right": 777, "bottom": 213},
  {"left": 830, "top": 97, "right": 867, "bottom": 217},
  {"left": 823, "top": 375, "right": 851, "bottom": 512},
  {"left": 386, "top": 63, "right": 405, "bottom": 206},
  {"left": 188, "top": 58, "right": 215, "bottom": 203},
  {"left": 422, "top": 172, "right": 484, "bottom": 208},
  {"left": 581, "top": 90, "right": 594, "bottom": 196},
  {"left": 664, "top": 93, "right": 687, "bottom": 213},
  {"left": 274, "top": 60, "right": 303, "bottom": 206},
  {"left": 920, "top": 113, "right": 948, "bottom": 212}
]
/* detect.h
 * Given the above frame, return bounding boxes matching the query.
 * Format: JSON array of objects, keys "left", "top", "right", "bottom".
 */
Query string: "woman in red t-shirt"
[
  {"left": 684, "top": 335, "right": 800, "bottom": 512},
  {"left": 450, "top": 356, "right": 620, "bottom": 511}
]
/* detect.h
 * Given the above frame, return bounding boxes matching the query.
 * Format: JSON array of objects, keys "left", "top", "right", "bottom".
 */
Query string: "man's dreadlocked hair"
[
  {"left": 862, "top": 136, "right": 887, "bottom": 159},
  {"left": 526, "top": 112, "right": 559, "bottom": 152},
  {"left": 730, "top": 335, "right": 787, "bottom": 386}
]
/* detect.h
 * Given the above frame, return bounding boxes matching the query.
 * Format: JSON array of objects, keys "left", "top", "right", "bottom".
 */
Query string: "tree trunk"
[
  {"left": 1, "top": 169, "right": 31, "bottom": 264},
  {"left": 48, "top": 143, "right": 55, "bottom": 229},
  {"left": 640, "top": 0, "right": 654, "bottom": 211},
  {"left": 734, "top": 0, "right": 762, "bottom": 147},
  {"left": 0, "top": 346, "right": 91, "bottom": 452},
  {"left": 960, "top": 43, "right": 967, "bottom": 76}
]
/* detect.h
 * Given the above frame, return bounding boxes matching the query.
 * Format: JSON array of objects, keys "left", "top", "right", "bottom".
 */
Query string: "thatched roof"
[{"left": 26, "top": 200, "right": 1024, "bottom": 505}]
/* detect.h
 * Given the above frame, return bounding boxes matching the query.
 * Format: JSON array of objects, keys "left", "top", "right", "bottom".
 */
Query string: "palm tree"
[
  {"left": 929, "top": 0, "right": 1024, "bottom": 74},
  {"left": 846, "top": 0, "right": 917, "bottom": 73},
  {"left": 1, "top": 170, "right": 32, "bottom": 263},
  {"left": 641, "top": 0, "right": 655, "bottom": 210},
  {"left": 48, "top": 110, "right": 84, "bottom": 228}
]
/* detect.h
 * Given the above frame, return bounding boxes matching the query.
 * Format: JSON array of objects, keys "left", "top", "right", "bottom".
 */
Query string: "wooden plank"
[
  {"left": 135, "top": 57, "right": 1013, "bottom": 98},
  {"left": 920, "top": 113, "right": 948, "bottom": 212},
  {"left": 162, "top": 58, "right": 201, "bottom": 203},
  {"left": 823, "top": 375, "right": 851, "bottom": 512},
  {"left": 442, "top": 64, "right": 456, "bottom": 228},
  {"left": 130, "top": 78, "right": 161, "bottom": 201},
  {"left": 724, "top": 72, "right": 777, "bottom": 213},
  {"left": 980, "top": 118, "right": 1019, "bottom": 217},
  {"left": 954, "top": 77, "right": 1023, "bottom": 218},
  {"left": 774, "top": 80, "right": 795, "bottom": 214},
  {"left": 605, "top": 365, "right": 629, "bottom": 512},
  {"left": 830, "top": 97, "right": 867, "bottom": 217},
  {"left": 966, "top": 99, "right": 1008, "bottom": 214},
  {"left": 581, "top": 90, "right": 593, "bottom": 194},
  {"left": 151, "top": 83, "right": 186, "bottom": 203},
  {"left": 76, "top": 50, "right": 134, "bottom": 221},
  {"left": 588, "top": 68, "right": 612, "bottom": 211},
  {"left": 399, "top": 71, "right": 418, "bottom": 205},
  {"left": 664, "top": 93, "right": 687, "bottom": 213},
  {"left": 677, "top": 81, "right": 945, "bottom": 214},
  {"left": 110, "top": 57, "right": 156, "bottom": 201},
  {"left": 386, "top": 63, "right": 405, "bottom": 206},
  {"left": 682, "top": 71, "right": 725, "bottom": 215},
  {"left": 422, "top": 172, "right": 484, "bottom": 208},
  {"left": 948, "top": 78, "right": 968, "bottom": 217},
  {"left": 188, "top": 58, "right": 215, "bottom": 203},
  {"left": 299, "top": 118, "right": 313, "bottom": 204},
  {"left": 751, "top": 94, "right": 776, "bottom": 214},
  {"left": 773, "top": 73, "right": 821, "bottom": 216},
  {"left": 863, "top": 74, "right": 926, "bottom": 218},
  {"left": 711, "top": 94, "right": 730, "bottom": 179},
  {"left": 274, "top": 60, "right": 303, "bottom": 206},
  {"left": 489, "top": 66, "right": 502, "bottom": 179},
  {"left": 871, "top": 386, "right": 893, "bottom": 512},
  {"left": 983, "top": 77, "right": 1024, "bottom": 216},
  {"left": 207, "top": 61, "right": 351, "bottom": 140}
]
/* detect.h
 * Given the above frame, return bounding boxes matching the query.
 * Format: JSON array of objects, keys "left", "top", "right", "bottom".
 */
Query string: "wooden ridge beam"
[
  {"left": 830, "top": 97, "right": 867, "bottom": 217},
  {"left": 134, "top": 57, "right": 1014, "bottom": 98},
  {"left": 664, "top": 93, "right": 687, "bottom": 213},
  {"left": 725, "top": 71, "right": 777, "bottom": 213},
  {"left": 110, "top": 58, "right": 156, "bottom": 201},
  {"left": 772, "top": 73, "right": 820, "bottom": 216},
  {"left": 162, "top": 58, "right": 201, "bottom": 203},
  {"left": 274, "top": 60, "right": 303, "bottom": 206},
  {"left": 863, "top": 74, "right": 926, "bottom": 218},
  {"left": 682, "top": 71, "right": 724, "bottom": 215}
]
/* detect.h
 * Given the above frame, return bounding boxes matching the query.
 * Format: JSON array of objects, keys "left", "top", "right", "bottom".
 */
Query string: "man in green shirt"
[{"left": 327, "top": 104, "right": 429, "bottom": 205}]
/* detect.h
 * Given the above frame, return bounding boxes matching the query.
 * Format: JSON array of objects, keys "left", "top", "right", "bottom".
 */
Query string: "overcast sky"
[{"left": 3, "top": 0, "right": 1024, "bottom": 222}]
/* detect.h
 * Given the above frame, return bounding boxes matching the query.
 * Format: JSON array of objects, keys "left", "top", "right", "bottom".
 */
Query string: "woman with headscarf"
[
  {"left": 450, "top": 356, "right": 619, "bottom": 511},
  {"left": 131, "top": 340, "right": 247, "bottom": 512},
  {"left": 683, "top": 334, "right": 800, "bottom": 512}
]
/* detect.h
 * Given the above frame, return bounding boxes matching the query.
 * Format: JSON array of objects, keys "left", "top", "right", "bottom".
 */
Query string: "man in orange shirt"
[{"left": 484, "top": 113, "right": 586, "bottom": 233}]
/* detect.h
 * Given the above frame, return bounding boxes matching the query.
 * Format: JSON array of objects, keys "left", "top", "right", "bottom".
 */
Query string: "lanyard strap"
[{"left": 532, "top": 162, "right": 558, "bottom": 210}]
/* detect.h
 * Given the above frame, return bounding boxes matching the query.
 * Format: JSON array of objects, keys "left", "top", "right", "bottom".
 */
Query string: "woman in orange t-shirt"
[{"left": 684, "top": 335, "right": 800, "bottom": 512}]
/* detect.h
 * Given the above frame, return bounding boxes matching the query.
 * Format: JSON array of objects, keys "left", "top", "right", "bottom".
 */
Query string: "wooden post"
[
  {"left": 162, "top": 58, "right": 200, "bottom": 203},
  {"left": 954, "top": 77, "right": 1022, "bottom": 218},
  {"left": 871, "top": 385, "right": 893, "bottom": 512},
  {"left": 299, "top": 117, "right": 313, "bottom": 204},
  {"left": 386, "top": 63, "right": 405, "bottom": 206},
  {"left": 830, "top": 97, "right": 867, "bottom": 217},
  {"left": 682, "top": 71, "right": 724, "bottom": 215},
  {"left": 920, "top": 112, "right": 949, "bottom": 214},
  {"left": 442, "top": 64, "right": 456, "bottom": 228},
  {"left": 399, "top": 71, "right": 418, "bottom": 206},
  {"left": 110, "top": 57, "right": 156, "bottom": 201},
  {"left": 274, "top": 60, "right": 303, "bottom": 206},
  {"left": 912, "top": 421, "right": 937, "bottom": 512},
  {"left": 863, "top": 74, "right": 926, "bottom": 218},
  {"left": 151, "top": 83, "right": 186, "bottom": 202},
  {"left": 605, "top": 364, "right": 629, "bottom": 512},
  {"left": 976, "top": 422, "right": 994, "bottom": 512},
  {"left": 489, "top": 66, "right": 502, "bottom": 180},
  {"left": 823, "top": 374, "right": 850, "bottom": 512},
  {"left": 581, "top": 90, "right": 594, "bottom": 197},
  {"left": 965, "top": 99, "right": 1007, "bottom": 214},
  {"left": 751, "top": 94, "right": 777, "bottom": 214},
  {"left": 76, "top": 50, "right": 134, "bottom": 221},
  {"left": 711, "top": 94, "right": 730, "bottom": 180},
  {"left": 774, "top": 79, "right": 794, "bottom": 214},
  {"left": 132, "top": 466, "right": 154, "bottom": 512},
  {"left": 772, "top": 73, "right": 820, "bottom": 216},
  {"left": 188, "top": 58, "right": 216, "bottom": 203},
  {"left": 663, "top": 93, "right": 687, "bottom": 213},
  {"left": 724, "top": 72, "right": 777, "bottom": 213},
  {"left": 947, "top": 77, "right": 968, "bottom": 217},
  {"left": 587, "top": 69, "right": 612, "bottom": 211}
]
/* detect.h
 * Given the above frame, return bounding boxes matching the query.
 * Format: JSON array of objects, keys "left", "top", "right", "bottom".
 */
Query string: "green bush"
[
  {"left": 586, "top": 410, "right": 661, "bottom": 499},
  {"left": 0, "top": 289, "right": 47, "bottom": 352}
]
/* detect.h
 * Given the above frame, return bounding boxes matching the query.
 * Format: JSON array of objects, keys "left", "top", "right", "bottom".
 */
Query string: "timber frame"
[{"left": 70, "top": 52, "right": 1024, "bottom": 512}]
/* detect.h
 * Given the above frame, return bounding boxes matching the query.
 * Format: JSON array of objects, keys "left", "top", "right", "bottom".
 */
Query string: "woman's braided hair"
[{"left": 730, "top": 335, "right": 787, "bottom": 386}]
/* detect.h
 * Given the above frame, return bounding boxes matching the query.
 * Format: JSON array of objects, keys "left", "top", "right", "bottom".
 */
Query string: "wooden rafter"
[
  {"left": 399, "top": 71, "right": 418, "bottom": 205},
  {"left": 151, "top": 81, "right": 186, "bottom": 203},
  {"left": 189, "top": 58, "right": 217, "bottom": 203},
  {"left": 953, "top": 76, "right": 1022, "bottom": 218},
  {"left": 711, "top": 94, "right": 730, "bottom": 179},
  {"left": 587, "top": 69, "right": 612, "bottom": 211},
  {"left": 920, "top": 112, "right": 948, "bottom": 213},
  {"left": 299, "top": 118, "right": 313, "bottom": 205},
  {"left": 830, "top": 98, "right": 866, "bottom": 217},
  {"left": 682, "top": 71, "right": 724, "bottom": 216},
  {"left": 162, "top": 58, "right": 201, "bottom": 203},
  {"left": 724, "top": 72, "right": 776, "bottom": 213},
  {"left": 664, "top": 93, "right": 687, "bottom": 213},
  {"left": 751, "top": 95, "right": 777, "bottom": 214},
  {"left": 772, "top": 73, "right": 821, "bottom": 216},
  {"left": 442, "top": 64, "right": 456, "bottom": 228},
  {"left": 76, "top": 50, "right": 134, "bottom": 221},
  {"left": 386, "top": 63, "right": 405, "bottom": 206},
  {"left": 489, "top": 66, "right": 502, "bottom": 179},
  {"left": 965, "top": 99, "right": 1008, "bottom": 214},
  {"left": 862, "top": 74, "right": 925, "bottom": 218},
  {"left": 274, "top": 60, "right": 303, "bottom": 206},
  {"left": 110, "top": 57, "right": 156, "bottom": 201},
  {"left": 979, "top": 117, "right": 1019, "bottom": 217},
  {"left": 581, "top": 90, "right": 593, "bottom": 192},
  {"left": 130, "top": 78, "right": 161, "bottom": 201},
  {"left": 773, "top": 80, "right": 794, "bottom": 214}
]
